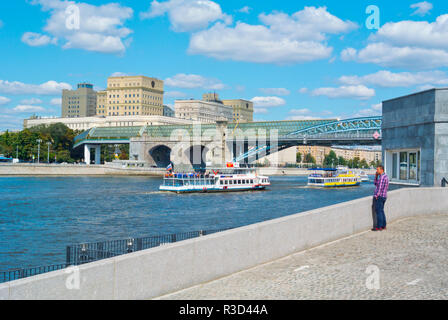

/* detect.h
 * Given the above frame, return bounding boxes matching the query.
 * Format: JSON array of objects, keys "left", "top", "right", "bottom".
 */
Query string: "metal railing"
[
  {"left": 0, "top": 263, "right": 68, "bottom": 283},
  {"left": 0, "top": 228, "right": 230, "bottom": 283},
  {"left": 65, "top": 229, "right": 228, "bottom": 266}
]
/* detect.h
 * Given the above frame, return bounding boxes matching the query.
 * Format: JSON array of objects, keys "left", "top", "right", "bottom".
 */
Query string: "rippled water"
[{"left": 0, "top": 176, "right": 400, "bottom": 270}]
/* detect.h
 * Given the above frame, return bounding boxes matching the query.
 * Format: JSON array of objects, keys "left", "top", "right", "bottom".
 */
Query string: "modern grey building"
[
  {"left": 382, "top": 88, "right": 448, "bottom": 186},
  {"left": 62, "top": 83, "right": 97, "bottom": 118},
  {"left": 163, "top": 105, "right": 175, "bottom": 117}
]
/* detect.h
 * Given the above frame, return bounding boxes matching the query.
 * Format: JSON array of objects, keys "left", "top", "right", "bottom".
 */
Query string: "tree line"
[
  {"left": 0, "top": 123, "right": 84, "bottom": 163},
  {"left": 297, "top": 150, "right": 381, "bottom": 169},
  {"left": 0, "top": 123, "right": 130, "bottom": 163}
]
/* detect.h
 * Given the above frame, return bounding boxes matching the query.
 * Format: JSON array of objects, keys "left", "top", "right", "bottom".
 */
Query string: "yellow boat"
[{"left": 307, "top": 168, "right": 361, "bottom": 188}]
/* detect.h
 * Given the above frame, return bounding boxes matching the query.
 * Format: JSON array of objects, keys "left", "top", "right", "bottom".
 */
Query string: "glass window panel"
[
  {"left": 409, "top": 152, "right": 417, "bottom": 180},
  {"left": 399, "top": 152, "right": 408, "bottom": 180},
  {"left": 392, "top": 153, "right": 398, "bottom": 179}
]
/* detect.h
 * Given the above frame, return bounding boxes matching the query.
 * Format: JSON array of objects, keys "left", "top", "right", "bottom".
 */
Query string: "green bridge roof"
[{"left": 74, "top": 119, "right": 337, "bottom": 148}]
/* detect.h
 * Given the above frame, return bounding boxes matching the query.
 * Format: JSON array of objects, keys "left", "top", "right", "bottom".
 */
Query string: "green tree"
[
  {"left": 304, "top": 153, "right": 316, "bottom": 164},
  {"left": 323, "top": 150, "right": 338, "bottom": 167},
  {"left": 359, "top": 159, "right": 369, "bottom": 169},
  {"left": 0, "top": 123, "right": 83, "bottom": 162},
  {"left": 338, "top": 156, "right": 347, "bottom": 166},
  {"left": 296, "top": 152, "right": 302, "bottom": 163}
]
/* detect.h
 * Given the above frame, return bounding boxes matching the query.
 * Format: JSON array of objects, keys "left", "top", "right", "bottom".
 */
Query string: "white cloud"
[
  {"left": 21, "top": 32, "right": 57, "bottom": 47},
  {"left": 298, "top": 87, "right": 308, "bottom": 94},
  {"left": 140, "top": 0, "right": 231, "bottom": 32},
  {"left": 311, "top": 85, "right": 375, "bottom": 100},
  {"left": 339, "top": 70, "right": 448, "bottom": 88},
  {"left": 254, "top": 108, "right": 269, "bottom": 114},
  {"left": 250, "top": 96, "right": 286, "bottom": 107},
  {"left": 286, "top": 108, "right": 335, "bottom": 120},
  {"left": 352, "top": 103, "right": 382, "bottom": 118},
  {"left": 0, "top": 96, "right": 11, "bottom": 105},
  {"left": 0, "top": 80, "right": 72, "bottom": 95},
  {"left": 50, "top": 97, "right": 62, "bottom": 106},
  {"left": 25, "top": 0, "right": 133, "bottom": 54},
  {"left": 289, "top": 108, "right": 312, "bottom": 115},
  {"left": 20, "top": 98, "right": 43, "bottom": 105},
  {"left": 13, "top": 105, "right": 46, "bottom": 113},
  {"left": 341, "top": 14, "right": 448, "bottom": 69},
  {"left": 189, "top": 6, "right": 357, "bottom": 64},
  {"left": 237, "top": 6, "right": 251, "bottom": 14},
  {"left": 165, "top": 91, "right": 188, "bottom": 98},
  {"left": 165, "top": 73, "right": 225, "bottom": 90},
  {"left": 110, "top": 72, "right": 129, "bottom": 77},
  {"left": 342, "top": 43, "right": 448, "bottom": 69},
  {"left": 260, "top": 88, "right": 290, "bottom": 96},
  {"left": 411, "top": 2, "right": 433, "bottom": 16}
]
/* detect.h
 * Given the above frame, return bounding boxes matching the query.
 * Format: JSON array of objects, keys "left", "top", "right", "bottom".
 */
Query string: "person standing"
[{"left": 373, "top": 165, "right": 389, "bottom": 231}]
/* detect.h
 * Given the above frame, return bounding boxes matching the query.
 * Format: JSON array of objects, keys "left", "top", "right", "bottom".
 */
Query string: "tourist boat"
[
  {"left": 159, "top": 167, "right": 270, "bottom": 193},
  {"left": 307, "top": 168, "right": 361, "bottom": 188},
  {"left": 358, "top": 170, "right": 370, "bottom": 182},
  {"left": 338, "top": 166, "right": 369, "bottom": 182}
]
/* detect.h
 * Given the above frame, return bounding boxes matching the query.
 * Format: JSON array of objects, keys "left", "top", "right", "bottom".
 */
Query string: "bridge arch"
[
  {"left": 185, "top": 145, "right": 209, "bottom": 170},
  {"left": 148, "top": 145, "right": 171, "bottom": 168}
]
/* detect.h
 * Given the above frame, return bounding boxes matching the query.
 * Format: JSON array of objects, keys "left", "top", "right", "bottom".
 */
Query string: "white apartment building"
[{"left": 175, "top": 93, "right": 233, "bottom": 123}]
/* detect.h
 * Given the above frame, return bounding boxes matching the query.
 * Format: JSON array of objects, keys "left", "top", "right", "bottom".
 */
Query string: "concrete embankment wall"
[
  {"left": 258, "top": 167, "right": 376, "bottom": 176},
  {"left": 0, "top": 164, "right": 164, "bottom": 176},
  {"left": 1, "top": 188, "right": 447, "bottom": 300}
]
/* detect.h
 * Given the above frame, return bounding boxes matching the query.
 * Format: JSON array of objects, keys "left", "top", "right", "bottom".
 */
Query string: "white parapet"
[{"left": 1, "top": 187, "right": 447, "bottom": 300}]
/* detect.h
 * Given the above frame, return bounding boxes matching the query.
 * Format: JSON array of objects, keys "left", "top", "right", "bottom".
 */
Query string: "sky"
[{"left": 0, "top": 0, "right": 447, "bottom": 131}]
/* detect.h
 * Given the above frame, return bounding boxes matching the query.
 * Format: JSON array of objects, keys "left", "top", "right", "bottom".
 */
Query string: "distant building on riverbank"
[
  {"left": 62, "top": 83, "right": 97, "bottom": 118},
  {"left": 296, "top": 145, "right": 381, "bottom": 165},
  {"left": 23, "top": 115, "right": 192, "bottom": 131},
  {"left": 101, "top": 75, "right": 164, "bottom": 117}
]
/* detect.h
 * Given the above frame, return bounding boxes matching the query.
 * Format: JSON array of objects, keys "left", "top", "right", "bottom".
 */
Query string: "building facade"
[
  {"left": 174, "top": 93, "right": 233, "bottom": 123},
  {"left": 62, "top": 83, "right": 97, "bottom": 118},
  {"left": 163, "top": 105, "right": 175, "bottom": 117},
  {"left": 382, "top": 88, "right": 448, "bottom": 186},
  {"left": 23, "top": 115, "right": 192, "bottom": 131},
  {"left": 296, "top": 145, "right": 382, "bottom": 165},
  {"left": 96, "top": 91, "right": 107, "bottom": 116},
  {"left": 103, "top": 75, "right": 164, "bottom": 117},
  {"left": 222, "top": 99, "right": 254, "bottom": 122}
]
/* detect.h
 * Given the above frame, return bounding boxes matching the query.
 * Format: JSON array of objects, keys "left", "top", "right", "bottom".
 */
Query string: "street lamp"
[
  {"left": 46, "top": 142, "right": 52, "bottom": 164},
  {"left": 36, "top": 139, "right": 42, "bottom": 164}
]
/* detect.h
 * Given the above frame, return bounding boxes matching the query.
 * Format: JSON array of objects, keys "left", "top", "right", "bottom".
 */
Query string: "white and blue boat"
[{"left": 159, "top": 167, "right": 270, "bottom": 193}]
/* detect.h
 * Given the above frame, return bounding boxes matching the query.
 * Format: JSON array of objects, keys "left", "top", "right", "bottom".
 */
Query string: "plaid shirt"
[{"left": 374, "top": 173, "right": 389, "bottom": 198}]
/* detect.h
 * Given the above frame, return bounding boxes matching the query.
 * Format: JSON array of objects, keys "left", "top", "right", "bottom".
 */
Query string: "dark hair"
[{"left": 377, "top": 165, "right": 384, "bottom": 171}]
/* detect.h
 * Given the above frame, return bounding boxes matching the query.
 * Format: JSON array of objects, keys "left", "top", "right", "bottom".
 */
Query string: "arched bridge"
[
  {"left": 234, "top": 116, "right": 382, "bottom": 163},
  {"left": 73, "top": 116, "right": 382, "bottom": 166}
]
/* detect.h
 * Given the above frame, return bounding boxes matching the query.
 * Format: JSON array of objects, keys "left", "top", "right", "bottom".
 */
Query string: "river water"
[{"left": 0, "top": 175, "right": 400, "bottom": 270}]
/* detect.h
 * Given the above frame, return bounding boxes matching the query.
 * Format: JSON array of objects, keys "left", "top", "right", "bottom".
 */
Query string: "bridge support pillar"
[{"left": 84, "top": 144, "right": 101, "bottom": 165}]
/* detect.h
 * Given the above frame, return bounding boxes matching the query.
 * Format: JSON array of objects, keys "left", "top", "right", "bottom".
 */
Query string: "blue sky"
[{"left": 1, "top": 0, "right": 447, "bottom": 131}]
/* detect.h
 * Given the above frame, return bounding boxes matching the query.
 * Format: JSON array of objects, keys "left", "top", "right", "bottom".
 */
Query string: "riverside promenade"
[
  {"left": 159, "top": 213, "right": 448, "bottom": 300},
  {"left": 0, "top": 163, "right": 164, "bottom": 176},
  {"left": 0, "top": 163, "right": 375, "bottom": 177},
  {"left": 1, "top": 187, "right": 446, "bottom": 300}
]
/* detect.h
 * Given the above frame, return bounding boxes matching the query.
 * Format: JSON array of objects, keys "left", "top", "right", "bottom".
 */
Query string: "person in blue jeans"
[{"left": 373, "top": 165, "right": 389, "bottom": 231}]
